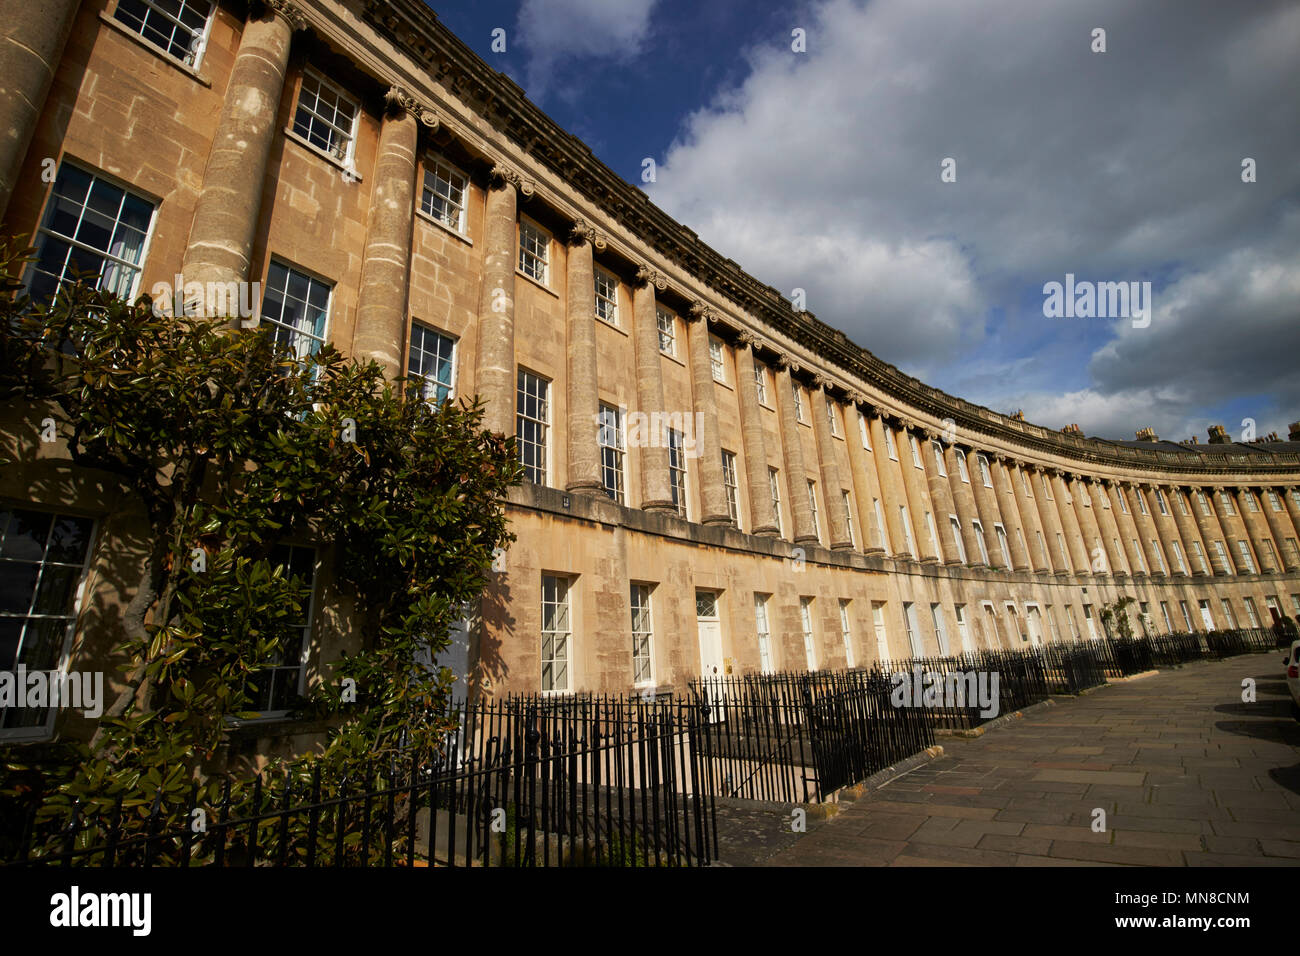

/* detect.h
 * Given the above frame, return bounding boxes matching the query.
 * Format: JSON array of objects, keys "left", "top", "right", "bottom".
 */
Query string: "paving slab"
[{"left": 745, "top": 655, "right": 1300, "bottom": 867}]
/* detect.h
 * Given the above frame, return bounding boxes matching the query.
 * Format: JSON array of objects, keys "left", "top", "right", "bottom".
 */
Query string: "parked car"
[{"left": 1284, "top": 639, "right": 1300, "bottom": 718}]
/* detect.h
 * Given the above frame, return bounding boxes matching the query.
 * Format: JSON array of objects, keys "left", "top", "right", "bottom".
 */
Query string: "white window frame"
[
  {"left": 630, "top": 583, "right": 655, "bottom": 685},
  {"left": 656, "top": 307, "right": 677, "bottom": 356},
  {"left": 931, "top": 441, "right": 947, "bottom": 477},
  {"left": 978, "top": 455, "right": 993, "bottom": 488},
  {"left": 0, "top": 508, "right": 99, "bottom": 741},
  {"left": 420, "top": 154, "right": 469, "bottom": 234},
  {"left": 27, "top": 160, "right": 158, "bottom": 303},
  {"left": 668, "top": 428, "right": 688, "bottom": 519},
  {"left": 972, "top": 519, "right": 989, "bottom": 565},
  {"left": 807, "top": 480, "right": 821, "bottom": 543},
  {"left": 949, "top": 515, "right": 967, "bottom": 563},
  {"left": 293, "top": 68, "right": 360, "bottom": 165},
  {"left": 956, "top": 450, "right": 970, "bottom": 483},
  {"left": 755, "top": 593, "right": 774, "bottom": 674},
  {"left": 708, "top": 336, "right": 727, "bottom": 383},
  {"left": 112, "top": 0, "right": 215, "bottom": 69},
  {"left": 540, "top": 574, "right": 572, "bottom": 693},
  {"left": 839, "top": 599, "right": 855, "bottom": 668},
  {"left": 858, "top": 412, "right": 871, "bottom": 450},
  {"left": 516, "top": 369, "right": 551, "bottom": 485},
  {"left": 769, "top": 468, "right": 783, "bottom": 537},
  {"left": 722, "top": 450, "right": 740, "bottom": 527},
  {"left": 799, "top": 596, "right": 818, "bottom": 671},
  {"left": 598, "top": 403, "right": 626, "bottom": 504},
  {"left": 518, "top": 217, "right": 551, "bottom": 285},
  {"left": 753, "top": 361, "right": 769, "bottom": 405},
  {"left": 407, "top": 322, "right": 457, "bottom": 404},
  {"left": 594, "top": 266, "right": 620, "bottom": 326},
  {"left": 1237, "top": 540, "right": 1256, "bottom": 574},
  {"left": 842, "top": 490, "right": 856, "bottom": 547}
]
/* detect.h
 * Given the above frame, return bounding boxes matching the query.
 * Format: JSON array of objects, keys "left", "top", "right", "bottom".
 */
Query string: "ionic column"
[
  {"left": 1261, "top": 486, "right": 1300, "bottom": 571},
  {"left": 897, "top": 423, "right": 939, "bottom": 562},
  {"left": 775, "top": 358, "right": 818, "bottom": 545},
  {"left": 1150, "top": 483, "right": 1190, "bottom": 576},
  {"left": 1110, "top": 484, "right": 1146, "bottom": 576},
  {"left": 990, "top": 455, "right": 1032, "bottom": 571},
  {"left": 686, "top": 303, "right": 732, "bottom": 526},
  {"left": 1029, "top": 466, "right": 1068, "bottom": 574},
  {"left": 1088, "top": 480, "right": 1125, "bottom": 575},
  {"left": 1051, "top": 472, "right": 1090, "bottom": 573},
  {"left": 1167, "top": 486, "right": 1209, "bottom": 576},
  {"left": 1235, "top": 487, "right": 1279, "bottom": 573},
  {"left": 351, "top": 88, "right": 428, "bottom": 376},
  {"left": 473, "top": 165, "right": 528, "bottom": 436},
  {"left": 945, "top": 446, "right": 985, "bottom": 566},
  {"left": 631, "top": 267, "right": 674, "bottom": 512},
  {"left": 181, "top": 2, "right": 304, "bottom": 306},
  {"left": 734, "top": 333, "right": 779, "bottom": 535},
  {"left": 1071, "top": 476, "right": 1102, "bottom": 572},
  {"left": 811, "top": 377, "right": 853, "bottom": 550},
  {"left": 1191, "top": 486, "right": 1232, "bottom": 575},
  {"left": 563, "top": 223, "right": 603, "bottom": 495},
  {"left": 1009, "top": 461, "right": 1051, "bottom": 571},
  {"left": 845, "top": 395, "right": 885, "bottom": 554},
  {"left": 0, "top": 0, "right": 81, "bottom": 219}
]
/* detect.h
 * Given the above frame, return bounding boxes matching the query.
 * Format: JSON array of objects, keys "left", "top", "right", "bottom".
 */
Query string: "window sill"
[
  {"left": 283, "top": 127, "right": 362, "bottom": 182},
  {"left": 415, "top": 207, "right": 472, "bottom": 246},
  {"left": 516, "top": 269, "right": 558, "bottom": 298},
  {"left": 98, "top": 12, "right": 213, "bottom": 87},
  {"left": 596, "top": 316, "right": 629, "bottom": 337},
  {"left": 712, "top": 377, "right": 733, "bottom": 391}
]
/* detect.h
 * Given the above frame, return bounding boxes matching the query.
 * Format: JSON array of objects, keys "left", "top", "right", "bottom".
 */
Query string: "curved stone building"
[{"left": 2, "top": 0, "right": 1299, "bottom": 740}]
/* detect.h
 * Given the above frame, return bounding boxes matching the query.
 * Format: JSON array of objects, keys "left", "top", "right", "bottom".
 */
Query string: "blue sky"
[{"left": 426, "top": 0, "right": 1300, "bottom": 444}]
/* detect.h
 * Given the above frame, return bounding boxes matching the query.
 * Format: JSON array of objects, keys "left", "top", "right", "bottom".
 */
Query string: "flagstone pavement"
[{"left": 718, "top": 654, "right": 1300, "bottom": 866}]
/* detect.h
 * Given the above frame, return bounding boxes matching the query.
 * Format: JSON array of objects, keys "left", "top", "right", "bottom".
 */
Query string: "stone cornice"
[{"left": 358, "top": 0, "right": 1300, "bottom": 483}]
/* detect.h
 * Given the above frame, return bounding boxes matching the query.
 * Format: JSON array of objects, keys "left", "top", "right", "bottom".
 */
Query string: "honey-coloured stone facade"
[{"left": 2, "top": 1, "right": 1299, "bottom": 749}]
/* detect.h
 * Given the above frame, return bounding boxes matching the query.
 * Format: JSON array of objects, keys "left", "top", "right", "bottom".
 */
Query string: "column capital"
[
  {"left": 633, "top": 262, "right": 667, "bottom": 288},
  {"left": 260, "top": 0, "right": 308, "bottom": 31},
  {"left": 774, "top": 353, "right": 799, "bottom": 373},
  {"left": 735, "top": 329, "right": 763, "bottom": 351},
  {"left": 810, "top": 373, "right": 831, "bottom": 392},
  {"left": 488, "top": 162, "right": 535, "bottom": 197},
  {"left": 383, "top": 86, "right": 440, "bottom": 128},
  {"left": 687, "top": 300, "right": 719, "bottom": 324},
  {"left": 846, "top": 390, "right": 865, "bottom": 407},
  {"left": 567, "top": 218, "right": 608, "bottom": 251}
]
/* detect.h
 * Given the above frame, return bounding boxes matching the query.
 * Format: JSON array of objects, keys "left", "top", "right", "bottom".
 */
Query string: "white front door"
[
  {"left": 955, "top": 605, "right": 973, "bottom": 654},
  {"left": 1199, "top": 600, "right": 1215, "bottom": 631},
  {"left": 1026, "top": 606, "right": 1044, "bottom": 646},
  {"left": 872, "top": 602, "right": 890, "bottom": 663},
  {"left": 1083, "top": 604, "right": 1098, "bottom": 640},
  {"left": 696, "top": 591, "right": 724, "bottom": 678}
]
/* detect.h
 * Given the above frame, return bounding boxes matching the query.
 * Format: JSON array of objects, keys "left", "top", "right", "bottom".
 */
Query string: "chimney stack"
[
  {"left": 1207, "top": 424, "right": 1229, "bottom": 444},
  {"left": 1289, "top": 421, "right": 1300, "bottom": 442},
  {"left": 1135, "top": 427, "right": 1157, "bottom": 442}
]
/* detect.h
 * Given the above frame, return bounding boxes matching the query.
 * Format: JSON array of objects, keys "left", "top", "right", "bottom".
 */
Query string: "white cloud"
[
  {"left": 516, "top": 0, "right": 659, "bottom": 98},
  {"left": 645, "top": 0, "right": 1300, "bottom": 436}
]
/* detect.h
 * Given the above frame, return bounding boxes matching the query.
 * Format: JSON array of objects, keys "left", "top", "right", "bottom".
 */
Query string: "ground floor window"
[
  {"left": 0, "top": 508, "right": 96, "bottom": 735},
  {"left": 541, "top": 575, "right": 571, "bottom": 692}
]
